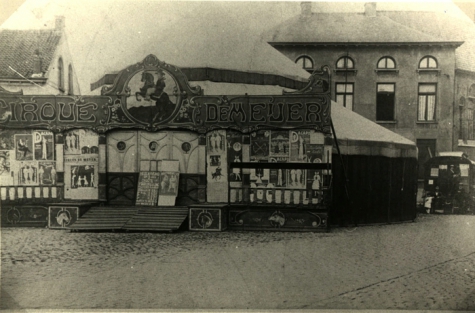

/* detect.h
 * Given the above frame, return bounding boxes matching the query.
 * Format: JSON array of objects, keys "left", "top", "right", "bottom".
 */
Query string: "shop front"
[{"left": 0, "top": 54, "right": 332, "bottom": 231}]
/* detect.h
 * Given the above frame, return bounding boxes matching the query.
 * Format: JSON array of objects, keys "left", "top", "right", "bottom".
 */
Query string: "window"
[
  {"left": 58, "top": 57, "right": 64, "bottom": 92},
  {"left": 419, "top": 56, "right": 437, "bottom": 69},
  {"left": 68, "top": 64, "right": 74, "bottom": 95},
  {"left": 296, "top": 56, "right": 314, "bottom": 72},
  {"left": 335, "top": 83, "right": 354, "bottom": 110},
  {"left": 336, "top": 57, "right": 354, "bottom": 69},
  {"left": 377, "top": 57, "right": 396, "bottom": 69},
  {"left": 376, "top": 83, "right": 395, "bottom": 121},
  {"left": 418, "top": 84, "right": 437, "bottom": 121}
]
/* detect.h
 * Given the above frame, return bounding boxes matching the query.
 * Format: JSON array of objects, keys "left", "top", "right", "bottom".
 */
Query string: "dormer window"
[
  {"left": 419, "top": 56, "right": 438, "bottom": 69},
  {"left": 58, "top": 57, "right": 64, "bottom": 92},
  {"left": 296, "top": 55, "right": 314, "bottom": 73}
]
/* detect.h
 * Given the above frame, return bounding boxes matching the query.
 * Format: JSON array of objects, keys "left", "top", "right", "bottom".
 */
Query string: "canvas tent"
[{"left": 330, "top": 103, "right": 418, "bottom": 226}]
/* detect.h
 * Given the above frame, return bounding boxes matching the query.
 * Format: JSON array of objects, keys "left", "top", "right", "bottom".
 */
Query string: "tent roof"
[{"left": 331, "top": 102, "right": 417, "bottom": 158}]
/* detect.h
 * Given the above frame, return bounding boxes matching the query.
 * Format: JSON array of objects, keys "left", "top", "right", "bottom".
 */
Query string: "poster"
[
  {"left": 250, "top": 130, "right": 269, "bottom": 161},
  {"left": 18, "top": 161, "right": 38, "bottom": 185},
  {"left": 64, "top": 129, "right": 99, "bottom": 155},
  {"left": 38, "top": 162, "right": 57, "bottom": 185},
  {"left": 269, "top": 168, "right": 286, "bottom": 187},
  {"left": 269, "top": 131, "right": 289, "bottom": 159},
  {"left": 70, "top": 165, "right": 96, "bottom": 188},
  {"left": 15, "top": 134, "right": 34, "bottom": 160},
  {"left": 136, "top": 172, "right": 161, "bottom": 206},
  {"left": 158, "top": 160, "right": 180, "bottom": 206},
  {"left": 290, "top": 131, "right": 310, "bottom": 162},
  {"left": 287, "top": 168, "right": 306, "bottom": 189},
  {"left": 33, "top": 131, "right": 54, "bottom": 160},
  {"left": 0, "top": 151, "right": 12, "bottom": 185},
  {"left": 227, "top": 131, "right": 243, "bottom": 182}
]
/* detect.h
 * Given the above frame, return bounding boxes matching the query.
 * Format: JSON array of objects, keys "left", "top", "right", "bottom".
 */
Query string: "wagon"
[{"left": 423, "top": 152, "right": 475, "bottom": 214}]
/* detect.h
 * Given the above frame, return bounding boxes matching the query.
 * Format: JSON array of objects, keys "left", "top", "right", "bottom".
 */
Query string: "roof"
[
  {"left": 266, "top": 12, "right": 462, "bottom": 45},
  {"left": 0, "top": 29, "right": 61, "bottom": 78},
  {"left": 331, "top": 102, "right": 417, "bottom": 158},
  {"left": 380, "top": 11, "right": 475, "bottom": 72}
]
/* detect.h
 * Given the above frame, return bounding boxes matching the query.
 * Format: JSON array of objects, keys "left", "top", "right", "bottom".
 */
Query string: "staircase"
[{"left": 68, "top": 206, "right": 188, "bottom": 232}]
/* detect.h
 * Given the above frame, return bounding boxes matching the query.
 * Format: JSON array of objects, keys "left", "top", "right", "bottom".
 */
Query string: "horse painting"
[{"left": 135, "top": 72, "right": 156, "bottom": 102}]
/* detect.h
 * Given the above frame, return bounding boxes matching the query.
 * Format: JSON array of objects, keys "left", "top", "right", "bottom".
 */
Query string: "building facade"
[{"left": 267, "top": 2, "right": 468, "bottom": 177}]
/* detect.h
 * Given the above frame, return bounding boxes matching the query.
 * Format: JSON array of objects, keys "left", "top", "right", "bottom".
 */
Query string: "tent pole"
[{"left": 330, "top": 116, "right": 354, "bottom": 226}]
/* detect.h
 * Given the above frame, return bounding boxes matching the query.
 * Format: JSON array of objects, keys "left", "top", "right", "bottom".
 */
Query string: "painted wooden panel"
[
  {"left": 107, "top": 131, "right": 138, "bottom": 173},
  {"left": 228, "top": 208, "right": 328, "bottom": 232},
  {"left": 171, "top": 132, "right": 200, "bottom": 174},
  {"left": 189, "top": 206, "right": 227, "bottom": 231}
]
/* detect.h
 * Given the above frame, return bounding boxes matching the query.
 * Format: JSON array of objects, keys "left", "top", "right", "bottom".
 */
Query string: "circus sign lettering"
[
  {"left": 191, "top": 96, "right": 329, "bottom": 132},
  {"left": 0, "top": 55, "right": 331, "bottom": 134}
]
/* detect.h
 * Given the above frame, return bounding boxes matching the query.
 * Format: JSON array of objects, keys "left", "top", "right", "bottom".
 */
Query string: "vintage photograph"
[{"left": 1, "top": 0, "right": 475, "bottom": 311}]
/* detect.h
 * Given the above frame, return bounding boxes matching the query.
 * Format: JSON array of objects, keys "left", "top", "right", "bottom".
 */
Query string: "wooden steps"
[
  {"left": 124, "top": 207, "right": 188, "bottom": 232},
  {"left": 68, "top": 206, "right": 188, "bottom": 232}
]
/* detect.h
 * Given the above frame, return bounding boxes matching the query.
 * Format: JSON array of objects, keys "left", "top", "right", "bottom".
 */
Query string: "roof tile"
[{"left": 0, "top": 29, "right": 61, "bottom": 78}]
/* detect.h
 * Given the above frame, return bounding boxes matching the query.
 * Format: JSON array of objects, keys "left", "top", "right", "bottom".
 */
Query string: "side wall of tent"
[
  {"left": 330, "top": 140, "right": 418, "bottom": 226},
  {"left": 332, "top": 154, "right": 418, "bottom": 226}
]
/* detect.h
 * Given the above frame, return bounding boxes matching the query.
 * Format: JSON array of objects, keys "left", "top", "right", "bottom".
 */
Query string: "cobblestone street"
[{"left": 1, "top": 214, "right": 475, "bottom": 311}]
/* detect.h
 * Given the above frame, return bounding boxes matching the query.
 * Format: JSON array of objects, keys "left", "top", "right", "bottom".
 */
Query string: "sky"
[{"left": 1, "top": 0, "right": 472, "bottom": 95}]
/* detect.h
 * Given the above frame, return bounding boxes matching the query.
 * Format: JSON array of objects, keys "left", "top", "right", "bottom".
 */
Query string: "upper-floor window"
[
  {"left": 419, "top": 56, "right": 438, "bottom": 69},
  {"left": 376, "top": 83, "right": 395, "bottom": 121},
  {"left": 335, "top": 83, "right": 354, "bottom": 110},
  {"left": 418, "top": 83, "right": 437, "bottom": 121},
  {"left": 68, "top": 64, "right": 74, "bottom": 95},
  {"left": 295, "top": 56, "right": 314, "bottom": 72},
  {"left": 336, "top": 56, "right": 355, "bottom": 69},
  {"left": 377, "top": 57, "right": 396, "bottom": 69},
  {"left": 58, "top": 57, "right": 64, "bottom": 92}
]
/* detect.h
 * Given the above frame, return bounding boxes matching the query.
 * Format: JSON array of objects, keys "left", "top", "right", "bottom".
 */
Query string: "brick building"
[{"left": 266, "top": 2, "right": 475, "bottom": 178}]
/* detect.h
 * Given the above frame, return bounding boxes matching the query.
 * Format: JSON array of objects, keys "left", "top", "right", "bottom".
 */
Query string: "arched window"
[
  {"left": 58, "top": 57, "right": 64, "bottom": 92},
  {"left": 377, "top": 57, "right": 396, "bottom": 69},
  {"left": 295, "top": 56, "right": 314, "bottom": 71},
  {"left": 336, "top": 56, "right": 354, "bottom": 69},
  {"left": 419, "top": 56, "right": 438, "bottom": 69},
  {"left": 68, "top": 64, "right": 74, "bottom": 95}
]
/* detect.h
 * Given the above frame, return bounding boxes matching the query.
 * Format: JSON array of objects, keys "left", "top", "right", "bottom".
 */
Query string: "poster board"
[
  {"left": 157, "top": 160, "right": 180, "bottom": 206},
  {"left": 136, "top": 171, "right": 161, "bottom": 206}
]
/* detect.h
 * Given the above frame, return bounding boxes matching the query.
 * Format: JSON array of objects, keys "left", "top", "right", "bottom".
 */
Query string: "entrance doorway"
[{"left": 106, "top": 130, "right": 205, "bottom": 205}]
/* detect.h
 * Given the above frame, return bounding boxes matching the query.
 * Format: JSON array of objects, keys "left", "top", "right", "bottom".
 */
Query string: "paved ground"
[{"left": 1, "top": 214, "right": 475, "bottom": 311}]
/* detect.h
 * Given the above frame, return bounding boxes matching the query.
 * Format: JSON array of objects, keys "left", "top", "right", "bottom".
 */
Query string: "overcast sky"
[{"left": 1, "top": 0, "right": 471, "bottom": 95}]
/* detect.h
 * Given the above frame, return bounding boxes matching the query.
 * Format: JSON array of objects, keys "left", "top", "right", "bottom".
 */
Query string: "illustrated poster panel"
[
  {"left": 38, "top": 161, "right": 57, "bottom": 185},
  {"left": 287, "top": 168, "right": 306, "bottom": 189},
  {"left": 64, "top": 155, "right": 99, "bottom": 200},
  {"left": 15, "top": 134, "right": 34, "bottom": 161},
  {"left": 290, "top": 131, "right": 312, "bottom": 162},
  {"left": 18, "top": 161, "right": 38, "bottom": 185},
  {"left": 250, "top": 130, "right": 269, "bottom": 162},
  {"left": 227, "top": 131, "right": 243, "bottom": 183},
  {"left": 269, "top": 130, "right": 289, "bottom": 161},
  {"left": 136, "top": 172, "right": 161, "bottom": 206},
  {"left": 269, "top": 168, "right": 287, "bottom": 188},
  {"left": 0, "top": 151, "right": 12, "bottom": 185},
  {"left": 64, "top": 129, "right": 99, "bottom": 155},
  {"left": 207, "top": 130, "right": 228, "bottom": 203},
  {"left": 33, "top": 131, "right": 54, "bottom": 160}
]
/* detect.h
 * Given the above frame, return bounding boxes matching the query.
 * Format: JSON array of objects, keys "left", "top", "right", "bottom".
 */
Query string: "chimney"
[
  {"left": 301, "top": 2, "right": 312, "bottom": 16},
  {"left": 55, "top": 15, "right": 65, "bottom": 31},
  {"left": 364, "top": 2, "right": 377, "bottom": 17},
  {"left": 32, "top": 49, "right": 44, "bottom": 77}
]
